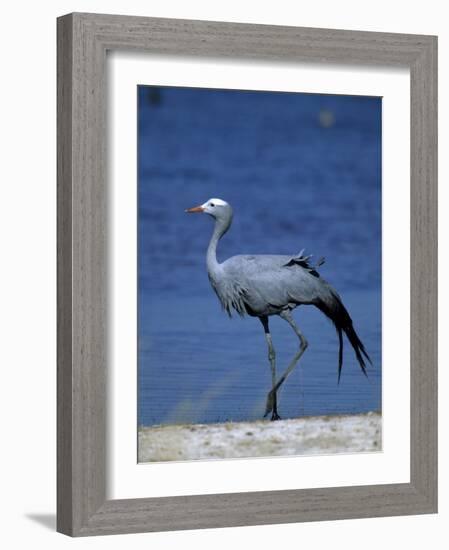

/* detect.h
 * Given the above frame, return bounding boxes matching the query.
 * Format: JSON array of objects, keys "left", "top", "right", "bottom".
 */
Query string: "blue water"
[{"left": 138, "top": 86, "right": 382, "bottom": 426}]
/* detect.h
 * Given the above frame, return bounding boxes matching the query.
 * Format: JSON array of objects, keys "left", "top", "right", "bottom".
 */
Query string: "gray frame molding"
[{"left": 57, "top": 12, "right": 437, "bottom": 536}]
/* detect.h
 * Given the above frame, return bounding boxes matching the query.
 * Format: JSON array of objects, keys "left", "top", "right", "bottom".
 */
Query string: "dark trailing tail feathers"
[{"left": 316, "top": 289, "right": 372, "bottom": 383}]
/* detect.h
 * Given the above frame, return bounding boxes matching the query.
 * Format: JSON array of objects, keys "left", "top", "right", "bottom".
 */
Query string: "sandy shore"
[{"left": 138, "top": 411, "right": 381, "bottom": 462}]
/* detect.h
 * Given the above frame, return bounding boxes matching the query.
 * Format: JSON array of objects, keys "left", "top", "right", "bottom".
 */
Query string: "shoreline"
[{"left": 138, "top": 411, "right": 381, "bottom": 463}]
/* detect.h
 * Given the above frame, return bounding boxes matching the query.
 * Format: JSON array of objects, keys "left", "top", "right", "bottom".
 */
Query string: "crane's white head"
[{"left": 185, "top": 198, "right": 233, "bottom": 222}]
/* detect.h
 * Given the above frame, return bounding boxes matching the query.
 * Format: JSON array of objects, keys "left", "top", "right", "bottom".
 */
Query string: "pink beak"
[{"left": 185, "top": 205, "right": 205, "bottom": 213}]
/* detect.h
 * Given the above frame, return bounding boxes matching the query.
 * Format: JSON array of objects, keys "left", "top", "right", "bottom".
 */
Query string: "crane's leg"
[
  {"left": 265, "top": 309, "right": 308, "bottom": 417},
  {"left": 260, "top": 316, "right": 281, "bottom": 421}
]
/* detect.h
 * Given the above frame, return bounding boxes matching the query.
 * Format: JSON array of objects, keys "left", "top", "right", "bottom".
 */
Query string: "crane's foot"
[{"left": 264, "top": 390, "right": 281, "bottom": 420}]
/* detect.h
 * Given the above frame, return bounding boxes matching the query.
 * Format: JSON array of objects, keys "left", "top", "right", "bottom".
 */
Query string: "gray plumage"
[{"left": 186, "top": 198, "right": 371, "bottom": 420}]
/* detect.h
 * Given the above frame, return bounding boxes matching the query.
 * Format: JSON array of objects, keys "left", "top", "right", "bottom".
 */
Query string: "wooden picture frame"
[{"left": 57, "top": 12, "right": 437, "bottom": 536}]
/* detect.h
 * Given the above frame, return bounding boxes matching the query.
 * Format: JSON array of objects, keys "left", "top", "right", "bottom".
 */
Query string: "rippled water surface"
[{"left": 137, "top": 86, "right": 382, "bottom": 426}]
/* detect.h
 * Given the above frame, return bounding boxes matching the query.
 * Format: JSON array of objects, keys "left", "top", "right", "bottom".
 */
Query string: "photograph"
[{"left": 137, "top": 85, "right": 382, "bottom": 462}]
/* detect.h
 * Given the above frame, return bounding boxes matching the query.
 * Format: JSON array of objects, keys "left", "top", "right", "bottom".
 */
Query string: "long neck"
[{"left": 207, "top": 217, "right": 231, "bottom": 281}]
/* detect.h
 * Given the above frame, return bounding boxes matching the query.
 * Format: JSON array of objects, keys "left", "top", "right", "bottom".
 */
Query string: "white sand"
[{"left": 138, "top": 411, "right": 381, "bottom": 462}]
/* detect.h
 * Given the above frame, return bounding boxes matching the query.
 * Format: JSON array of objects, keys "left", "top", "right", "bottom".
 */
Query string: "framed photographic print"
[{"left": 57, "top": 12, "right": 437, "bottom": 536}]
